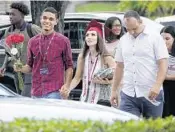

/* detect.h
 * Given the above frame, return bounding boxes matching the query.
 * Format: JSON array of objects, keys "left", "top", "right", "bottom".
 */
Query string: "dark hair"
[
  {"left": 124, "top": 10, "right": 141, "bottom": 20},
  {"left": 42, "top": 7, "right": 59, "bottom": 19},
  {"left": 105, "top": 17, "right": 125, "bottom": 43},
  {"left": 82, "top": 33, "right": 110, "bottom": 59},
  {"left": 160, "top": 26, "right": 175, "bottom": 57},
  {"left": 10, "top": 2, "right": 29, "bottom": 16}
]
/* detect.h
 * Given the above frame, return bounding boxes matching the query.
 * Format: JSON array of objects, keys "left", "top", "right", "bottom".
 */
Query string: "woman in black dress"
[{"left": 160, "top": 26, "right": 175, "bottom": 117}]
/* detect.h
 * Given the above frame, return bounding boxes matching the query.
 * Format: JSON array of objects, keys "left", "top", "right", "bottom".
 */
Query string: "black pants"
[{"left": 163, "top": 80, "right": 175, "bottom": 118}]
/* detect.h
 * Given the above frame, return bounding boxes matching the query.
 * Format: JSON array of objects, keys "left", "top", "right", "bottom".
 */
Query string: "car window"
[
  {"left": 0, "top": 85, "right": 14, "bottom": 96},
  {"left": 64, "top": 22, "right": 87, "bottom": 49}
]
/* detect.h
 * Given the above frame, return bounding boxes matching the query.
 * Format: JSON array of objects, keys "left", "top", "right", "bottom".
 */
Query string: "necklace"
[{"left": 89, "top": 52, "right": 99, "bottom": 64}]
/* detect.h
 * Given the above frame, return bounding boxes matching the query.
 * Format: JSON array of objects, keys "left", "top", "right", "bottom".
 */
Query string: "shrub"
[{"left": 0, "top": 116, "right": 175, "bottom": 132}]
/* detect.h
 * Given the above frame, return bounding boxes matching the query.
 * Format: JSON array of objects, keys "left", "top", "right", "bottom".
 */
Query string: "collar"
[
  {"left": 142, "top": 25, "right": 149, "bottom": 35},
  {"left": 40, "top": 31, "right": 55, "bottom": 39},
  {"left": 11, "top": 22, "right": 28, "bottom": 32}
]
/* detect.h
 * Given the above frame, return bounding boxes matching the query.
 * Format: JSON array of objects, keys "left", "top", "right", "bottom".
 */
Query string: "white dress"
[{"left": 80, "top": 52, "right": 111, "bottom": 104}]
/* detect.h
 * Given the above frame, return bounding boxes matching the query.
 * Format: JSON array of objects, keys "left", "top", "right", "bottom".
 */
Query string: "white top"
[
  {"left": 115, "top": 26, "right": 169, "bottom": 97},
  {"left": 105, "top": 40, "right": 119, "bottom": 56}
]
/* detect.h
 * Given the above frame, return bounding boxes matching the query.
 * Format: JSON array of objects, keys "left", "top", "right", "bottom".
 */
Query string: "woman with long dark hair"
[
  {"left": 104, "top": 17, "right": 125, "bottom": 56},
  {"left": 68, "top": 20, "right": 115, "bottom": 104},
  {"left": 160, "top": 26, "right": 175, "bottom": 117}
]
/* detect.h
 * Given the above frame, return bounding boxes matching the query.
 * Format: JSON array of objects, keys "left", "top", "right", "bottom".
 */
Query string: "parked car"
[
  {"left": 0, "top": 81, "right": 140, "bottom": 123},
  {"left": 0, "top": 82, "right": 140, "bottom": 123},
  {"left": 0, "top": 12, "right": 164, "bottom": 100},
  {"left": 155, "top": 15, "right": 175, "bottom": 27},
  {"left": 0, "top": 97, "right": 140, "bottom": 123}
]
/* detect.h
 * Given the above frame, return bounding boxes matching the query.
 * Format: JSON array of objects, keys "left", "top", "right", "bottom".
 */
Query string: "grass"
[{"left": 75, "top": 2, "right": 119, "bottom": 13}]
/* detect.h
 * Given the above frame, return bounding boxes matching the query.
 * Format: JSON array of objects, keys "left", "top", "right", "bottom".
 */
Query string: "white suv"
[{"left": 155, "top": 15, "right": 175, "bottom": 27}]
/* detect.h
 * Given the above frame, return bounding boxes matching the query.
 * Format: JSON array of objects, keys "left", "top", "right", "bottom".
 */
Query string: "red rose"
[
  {"left": 11, "top": 34, "right": 24, "bottom": 44},
  {"left": 5, "top": 34, "right": 24, "bottom": 48}
]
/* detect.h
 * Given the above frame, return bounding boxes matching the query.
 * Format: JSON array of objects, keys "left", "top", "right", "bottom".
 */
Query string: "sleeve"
[
  {"left": 153, "top": 34, "right": 169, "bottom": 60},
  {"left": 31, "top": 24, "right": 41, "bottom": 36},
  {"left": 115, "top": 40, "right": 124, "bottom": 62},
  {"left": 2, "top": 27, "right": 10, "bottom": 39},
  {"left": 26, "top": 39, "right": 33, "bottom": 68},
  {"left": 63, "top": 37, "right": 73, "bottom": 70}
]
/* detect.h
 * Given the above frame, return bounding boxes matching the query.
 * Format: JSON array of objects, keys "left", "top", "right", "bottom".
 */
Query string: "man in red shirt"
[{"left": 14, "top": 7, "right": 73, "bottom": 99}]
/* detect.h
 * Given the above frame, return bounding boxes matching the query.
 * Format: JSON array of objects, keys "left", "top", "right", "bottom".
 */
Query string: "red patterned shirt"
[{"left": 27, "top": 32, "right": 73, "bottom": 96}]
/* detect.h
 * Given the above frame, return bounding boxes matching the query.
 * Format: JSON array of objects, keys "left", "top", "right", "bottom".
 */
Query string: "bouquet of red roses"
[{"left": 5, "top": 33, "right": 25, "bottom": 90}]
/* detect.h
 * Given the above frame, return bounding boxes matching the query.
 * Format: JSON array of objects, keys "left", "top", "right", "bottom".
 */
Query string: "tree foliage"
[{"left": 116, "top": 1, "right": 175, "bottom": 18}]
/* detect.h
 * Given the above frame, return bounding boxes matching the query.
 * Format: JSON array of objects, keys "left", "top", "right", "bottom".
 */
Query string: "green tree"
[{"left": 116, "top": 1, "right": 175, "bottom": 18}]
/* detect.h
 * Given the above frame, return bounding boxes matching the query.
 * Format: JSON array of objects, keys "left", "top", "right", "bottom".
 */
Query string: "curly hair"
[{"left": 10, "top": 2, "right": 29, "bottom": 16}]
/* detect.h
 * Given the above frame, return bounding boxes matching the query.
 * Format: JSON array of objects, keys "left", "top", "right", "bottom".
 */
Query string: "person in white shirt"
[{"left": 110, "top": 10, "right": 169, "bottom": 118}]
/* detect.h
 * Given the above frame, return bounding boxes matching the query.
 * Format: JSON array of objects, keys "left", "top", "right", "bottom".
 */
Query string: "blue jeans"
[
  {"left": 119, "top": 91, "right": 164, "bottom": 119},
  {"left": 32, "top": 91, "right": 62, "bottom": 99}
]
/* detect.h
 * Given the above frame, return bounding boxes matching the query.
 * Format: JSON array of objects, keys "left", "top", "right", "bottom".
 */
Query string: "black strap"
[
  {"left": 26, "top": 24, "right": 34, "bottom": 38},
  {"left": 7, "top": 26, "right": 12, "bottom": 33}
]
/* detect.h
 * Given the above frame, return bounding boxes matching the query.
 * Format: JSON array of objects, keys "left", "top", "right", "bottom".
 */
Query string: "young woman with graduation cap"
[{"left": 68, "top": 20, "right": 115, "bottom": 105}]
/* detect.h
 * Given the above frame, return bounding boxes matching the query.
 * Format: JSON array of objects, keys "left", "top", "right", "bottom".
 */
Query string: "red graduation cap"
[
  {"left": 86, "top": 19, "right": 111, "bottom": 38},
  {"left": 86, "top": 19, "right": 104, "bottom": 38}
]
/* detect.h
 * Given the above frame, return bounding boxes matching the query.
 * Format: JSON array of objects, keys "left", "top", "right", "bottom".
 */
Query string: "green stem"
[{"left": 17, "top": 72, "right": 24, "bottom": 91}]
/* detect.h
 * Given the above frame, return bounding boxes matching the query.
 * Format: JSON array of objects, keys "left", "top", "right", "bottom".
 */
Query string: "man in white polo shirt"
[{"left": 110, "top": 10, "right": 169, "bottom": 118}]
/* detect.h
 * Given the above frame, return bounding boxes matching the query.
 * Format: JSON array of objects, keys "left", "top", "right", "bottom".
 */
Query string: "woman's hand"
[
  {"left": 92, "top": 76, "right": 110, "bottom": 84},
  {"left": 60, "top": 84, "right": 71, "bottom": 99}
]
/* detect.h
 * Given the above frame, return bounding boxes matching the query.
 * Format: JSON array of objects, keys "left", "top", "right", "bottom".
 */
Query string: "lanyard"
[
  {"left": 88, "top": 53, "right": 99, "bottom": 81},
  {"left": 39, "top": 32, "right": 55, "bottom": 62}
]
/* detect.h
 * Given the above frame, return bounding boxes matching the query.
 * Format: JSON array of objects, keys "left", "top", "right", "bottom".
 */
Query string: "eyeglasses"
[{"left": 112, "top": 24, "right": 122, "bottom": 27}]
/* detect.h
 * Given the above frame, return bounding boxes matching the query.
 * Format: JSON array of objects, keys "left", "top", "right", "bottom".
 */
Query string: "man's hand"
[
  {"left": 60, "top": 84, "right": 70, "bottom": 99},
  {"left": 110, "top": 90, "right": 119, "bottom": 106},
  {"left": 148, "top": 84, "right": 161, "bottom": 100},
  {"left": 13, "top": 63, "right": 22, "bottom": 72}
]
